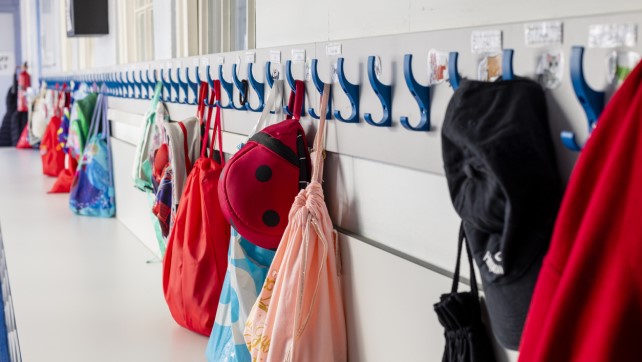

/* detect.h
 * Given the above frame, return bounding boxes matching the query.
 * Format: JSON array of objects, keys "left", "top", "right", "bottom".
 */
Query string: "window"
[
  {"left": 198, "top": 0, "right": 255, "bottom": 55},
  {"left": 117, "top": 0, "right": 155, "bottom": 63}
]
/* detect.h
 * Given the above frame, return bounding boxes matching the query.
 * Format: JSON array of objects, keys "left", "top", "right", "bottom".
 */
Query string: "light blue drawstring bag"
[
  {"left": 69, "top": 86, "right": 115, "bottom": 217},
  {"left": 206, "top": 227, "right": 275, "bottom": 362}
]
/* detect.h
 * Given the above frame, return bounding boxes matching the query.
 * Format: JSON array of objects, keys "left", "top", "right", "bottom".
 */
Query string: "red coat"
[{"left": 519, "top": 61, "right": 642, "bottom": 361}]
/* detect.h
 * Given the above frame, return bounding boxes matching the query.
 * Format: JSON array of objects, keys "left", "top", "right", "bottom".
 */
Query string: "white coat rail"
[
  {"left": 42, "top": 11, "right": 642, "bottom": 178},
  {"left": 40, "top": 11, "right": 642, "bottom": 281}
]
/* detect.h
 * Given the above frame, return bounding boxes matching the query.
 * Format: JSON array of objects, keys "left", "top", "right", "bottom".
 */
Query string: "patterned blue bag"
[
  {"left": 69, "top": 87, "right": 115, "bottom": 217},
  {"left": 206, "top": 227, "right": 275, "bottom": 362}
]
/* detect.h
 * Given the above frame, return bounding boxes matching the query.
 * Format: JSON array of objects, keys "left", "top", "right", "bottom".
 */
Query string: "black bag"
[
  {"left": 0, "top": 75, "right": 18, "bottom": 147},
  {"left": 434, "top": 223, "right": 496, "bottom": 362}
]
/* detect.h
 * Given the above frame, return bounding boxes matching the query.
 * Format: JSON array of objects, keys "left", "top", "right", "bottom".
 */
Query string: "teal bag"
[
  {"left": 69, "top": 86, "right": 115, "bottom": 217},
  {"left": 132, "top": 82, "right": 166, "bottom": 191},
  {"left": 206, "top": 228, "right": 275, "bottom": 362},
  {"left": 131, "top": 82, "right": 169, "bottom": 254}
]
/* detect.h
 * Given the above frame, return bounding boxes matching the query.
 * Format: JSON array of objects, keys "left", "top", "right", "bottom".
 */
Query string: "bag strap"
[
  {"left": 311, "top": 84, "right": 331, "bottom": 184},
  {"left": 209, "top": 86, "right": 224, "bottom": 165},
  {"left": 178, "top": 122, "right": 192, "bottom": 174},
  {"left": 451, "top": 222, "right": 479, "bottom": 297},
  {"left": 101, "top": 85, "right": 110, "bottom": 140},
  {"left": 247, "top": 79, "right": 284, "bottom": 138},
  {"left": 100, "top": 84, "right": 115, "bottom": 189},
  {"left": 87, "top": 91, "right": 103, "bottom": 139},
  {"left": 196, "top": 81, "right": 209, "bottom": 126},
  {"left": 285, "top": 80, "right": 304, "bottom": 121},
  {"left": 150, "top": 81, "right": 163, "bottom": 110},
  {"left": 199, "top": 80, "right": 218, "bottom": 159},
  {"left": 56, "top": 83, "right": 67, "bottom": 118}
]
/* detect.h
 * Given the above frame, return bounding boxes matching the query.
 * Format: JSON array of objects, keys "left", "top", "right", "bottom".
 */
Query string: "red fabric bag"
[
  {"left": 15, "top": 123, "right": 32, "bottom": 149},
  {"left": 218, "top": 80, "right": 311, "bottom": 249},
  {"left": 40, "top": 89, "right": 66, "bottom": 177},
  {"left": 48, "top": 157, "right": 77, "bottom": 193},
  {"left": 162, "top": 82, "right": 231, "bottom": 336}
]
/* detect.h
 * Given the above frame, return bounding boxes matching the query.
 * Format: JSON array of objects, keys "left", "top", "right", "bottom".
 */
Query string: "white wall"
[
  {"left": 153, "top": 0, "right": 176, "bottom": 60},
  {"left": 256, "top": 0, "right": 642, "bottom": 48},
  {"left": 92, "top": 0, "right": 118, "bottom": 68},
  {"left": 20, "top": 0, "right": 39, "bottom": 81}
]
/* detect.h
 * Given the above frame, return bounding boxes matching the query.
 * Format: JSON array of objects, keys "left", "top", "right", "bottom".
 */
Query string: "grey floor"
[{"left": 0, "top": 149, "right": 208, "bottom": 362}]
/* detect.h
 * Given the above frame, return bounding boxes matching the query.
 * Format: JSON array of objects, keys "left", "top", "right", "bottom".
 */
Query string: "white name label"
[
  {"left": 471, "top": 30, "right": 503, "bottom": 54},
  {"left": 524, "top": 21, "right": 563, "bottom": 47},
  {"left": 589, "top": 24, "right": 637, "bottom": 48}
]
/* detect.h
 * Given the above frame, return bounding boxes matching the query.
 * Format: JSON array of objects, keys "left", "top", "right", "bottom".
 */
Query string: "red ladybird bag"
[
  {"left": 162, "top": 82, "right": 231, "bottom": 336},
  {"left": 218, "top": 79, "right": 311, "bottom": 249},
  {"left": 40, "top": 86, "right": 67, "bottom": 177}
]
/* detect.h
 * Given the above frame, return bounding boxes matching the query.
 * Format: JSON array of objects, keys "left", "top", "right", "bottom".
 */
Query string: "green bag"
[{"left": 68, "top": 92, "right": 98, "bottom": 161}]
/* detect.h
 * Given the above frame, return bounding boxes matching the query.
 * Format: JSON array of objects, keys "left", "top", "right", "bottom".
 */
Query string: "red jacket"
[{"left": 519, "top": 61, "right": 642, "bottom": 361}]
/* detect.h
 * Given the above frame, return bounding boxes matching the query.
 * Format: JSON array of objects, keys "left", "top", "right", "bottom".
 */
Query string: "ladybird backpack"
[
  {"left": 162, "top": 82, "right": 230, "bottom": 335},
  {"left": 69, "top": 87, "right": 115, "bottom": 217},
  {"left": 244, "top": 85, "right": 347, "bottom": 361},
  {"left": 218, "top": 79, "right": 311, "bottom": 249}
]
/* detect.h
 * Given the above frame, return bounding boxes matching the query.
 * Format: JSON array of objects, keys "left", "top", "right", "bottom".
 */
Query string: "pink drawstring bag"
[{"left": 244, "top": 85, "right": 347, "bottom": 361}]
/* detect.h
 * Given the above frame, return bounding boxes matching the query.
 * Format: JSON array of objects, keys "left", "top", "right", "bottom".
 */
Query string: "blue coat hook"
[
  {"left": 231, "top": 63, "right": 249, "bottom": 110},
  {"left": 217, "top": 64, "right": 234, "bottom": 109},
  {"left": 448, "top": 52, "right": 462, "bottom": 91},
  {"left": 149, "top": 71, "right": 157, "bottom": 97},
  {"left": 204, "top": 65, "right": 217, "bottom": 108},
  {"left": 126, "top": 71, "right": 137, "bottom": 98},
  {"left": 502, "top": 49, "right": 515, "bottom": 80},
  {"left": 186, "top": 66, "right": 200, "bottom": 105},
  {"left": 159, "top": 69, "right": 171, "bottom": 102},
  {"left": 265, "top": 61, "right": 276, "bottom": 89},
  {"left": 308, "top": 58, "right": 331, "bottom": 119},
  {"left": 123, "top": 72, "right": 129, "bottom": 97},
  {"left": 247, "top": 62, "right": 265, "bottom": 112},
  {"left": 283, "top": 60, "right": 305, "bottom": 116},
  {"left": 133, "top": 70, "right": 143, "bottom": 99},
  {"left": 119, "top": 72, "right": 128, "bottom": 97},
  {"left": 137, "top": 71, "right": 146, "bottom": 99},
  {"left": 103, "top": 74, "right": 110, "bottom": 96},
  {"left": 333, "top": 57, "right": 359, "bottom": 123},
  {"left": 364, "top": 56, "right": 392, "bottom": 127},
  {"left": 145, "top": 69, "right": 155, "bottom": 98},
  {"left": 108, "top": 73, "right": 116, "bottom": 97},
  {"left": 175, "top": 67, "right": 189, "bottom": 104},
  {"left": 561, "top": 46, "right": 606, "bottom": 151},
  {"left": 107, "top": 73, "right": 114, "bottom": 97},
  {"left": 168, "top": 68, "right": 181, "bottom": 103},
  {"left": 401, "top": 54, "right": 431, "bottom": 132}
]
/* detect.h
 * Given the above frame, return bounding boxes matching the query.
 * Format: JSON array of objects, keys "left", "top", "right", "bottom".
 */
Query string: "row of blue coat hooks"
[{"left": 42, "top": 45, "right": 604, "bottom": 152}]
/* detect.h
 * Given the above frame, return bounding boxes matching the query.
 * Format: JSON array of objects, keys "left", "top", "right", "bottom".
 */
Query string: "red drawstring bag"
[
  {"left": 15, "top": 123, "right": 32, "bottom": 149},
  {"left": 218, "top": 80, "right": 311, "bottom": 249},
  {"left": 48, "top": 157, "right": 78, "bottom": 193},
  {"left": 40, "top": 88, "right": 66, "bottom": 177},
  {"left": 162, "top": 82, "right": 231, "bottom": 336}
]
